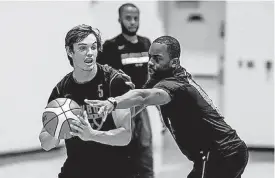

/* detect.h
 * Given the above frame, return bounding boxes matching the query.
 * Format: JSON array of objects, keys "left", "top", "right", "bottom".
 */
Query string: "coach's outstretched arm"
[{"left": 85, "top": 88, "right": 171, "bottom": 116}]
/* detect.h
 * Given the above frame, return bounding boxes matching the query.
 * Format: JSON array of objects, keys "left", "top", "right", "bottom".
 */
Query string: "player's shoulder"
[
  {"left": 160, "top": 68, "right": 192, "bottom": 89},
  {"left": 49, "top": 72, "right": 73, "bottom": 98},
  {"left": 109, "top": 73, "right": 131, "bottom": 97},
  {"left": 98, "top": 64, "right": 130, "bottom": 96},
  {"left": 98, "top": 63, "right": 116, "bottom": 73},
  {"left": 55, "top": 72, "right": 73, "bottom": 88},
  {"left": 137, "top": 35, "right": 151, "bottom": 44},
  {"left": 98, "top": 63, "right": 120, "bottom": 81},
  {"left": 103, "top": 35, "right": 121, "bottom": 46},
  {"left": 155, "top": 77, "right": 183, "bottom": 90}
]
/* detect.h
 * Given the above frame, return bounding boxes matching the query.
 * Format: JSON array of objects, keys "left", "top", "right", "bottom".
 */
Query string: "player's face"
[
  {"left": 148, "top": 43, "right": 172, "bottom": 78},
  {"left": 119, "top": 6, "right": 139, "bottom": 36},
  {"left": 69, "top": 34, "right": 98, "bottom": 71}
]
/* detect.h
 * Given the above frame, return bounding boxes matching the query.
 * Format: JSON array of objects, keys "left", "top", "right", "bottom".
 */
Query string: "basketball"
[{"left": 42, "top": 98, "right": 82, "bottom": 140}]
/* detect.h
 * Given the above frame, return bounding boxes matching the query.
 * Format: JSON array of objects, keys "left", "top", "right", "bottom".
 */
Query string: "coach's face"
[
  {"left": 67, "top": 34, "right": 98, "bottom": 71},
  {"left": 148, "top": 43, "right": 172, "bottom": 77},
  {"left": 119, "top": 6, "right": 139, "bottom": 36}
]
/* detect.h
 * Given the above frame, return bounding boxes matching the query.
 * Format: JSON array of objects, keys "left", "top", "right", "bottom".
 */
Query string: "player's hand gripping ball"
[{"left": 42, "top": 98, "right": 82, "bottom": 139}]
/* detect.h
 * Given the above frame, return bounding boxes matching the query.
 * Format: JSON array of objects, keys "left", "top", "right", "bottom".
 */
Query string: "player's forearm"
[
  {"left": 115, "top": 89, "right": 146, "bottom": 109},
  {"left": 89, "top": 128, "right": 131, "bottom": 146},
  {"left": 39, "top": 131, "right": 60, "bottom": 151}
]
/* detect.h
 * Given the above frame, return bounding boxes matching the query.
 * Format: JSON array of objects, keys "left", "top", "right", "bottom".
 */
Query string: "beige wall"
[
  {"left": 0, "top": 1, "right": 92, "bottom": 153},
  {"left": 224, "top": 1, "right": 274, "bottom": 147},
  {"left": 160, "top": 1, "right": 225, "bottom": 76}
]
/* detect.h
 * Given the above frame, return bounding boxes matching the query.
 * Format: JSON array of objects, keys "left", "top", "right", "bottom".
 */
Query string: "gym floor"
[{"left": 0, "top": 131, "right": 273, "bottom": 178}]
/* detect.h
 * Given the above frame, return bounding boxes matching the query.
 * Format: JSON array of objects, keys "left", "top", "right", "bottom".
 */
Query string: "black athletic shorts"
[{"left": 188, "top": 142, "right": 249, "bottom": 178}]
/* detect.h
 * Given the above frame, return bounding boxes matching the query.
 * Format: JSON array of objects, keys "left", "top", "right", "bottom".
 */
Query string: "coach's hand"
[
  {"left": 118, "top": 69, "right": 135, "bottom": 89},
  {"left": 84, "top": 99, "right": 113, "bottom": 115},
  {"left": 70, "top": 111, "right": 94, "bottom": 141}
]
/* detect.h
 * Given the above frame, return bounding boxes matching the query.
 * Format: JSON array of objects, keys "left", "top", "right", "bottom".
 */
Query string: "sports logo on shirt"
[
  {"left": 82, "top": 105, "right": 107, "bottom": 130},
  {"left": 118, "top": 45, "right": 125, "bottom": 50}
]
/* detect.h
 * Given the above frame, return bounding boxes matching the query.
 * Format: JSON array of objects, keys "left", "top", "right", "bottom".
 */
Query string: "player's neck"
[
  {"left": 122, "top": 33, "right": 138, "bottom": 44},
  {"left": 73, "top": 65, "right": 98, "bottom": 84}
]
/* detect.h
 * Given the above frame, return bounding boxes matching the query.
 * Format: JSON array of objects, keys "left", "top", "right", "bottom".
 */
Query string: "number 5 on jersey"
[{"left": 98, "top": 84, "right": 104, "bottom": 98}]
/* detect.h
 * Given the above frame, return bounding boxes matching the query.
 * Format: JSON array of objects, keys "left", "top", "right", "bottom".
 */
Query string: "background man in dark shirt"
[{"left": 98, "top": 3, "right": 154, "bottom": 178}]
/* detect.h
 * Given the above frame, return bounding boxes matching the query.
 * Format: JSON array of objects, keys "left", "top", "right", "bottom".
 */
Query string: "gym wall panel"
[{"left": 224, "top": 1, "right": 274, "bottom": 147}]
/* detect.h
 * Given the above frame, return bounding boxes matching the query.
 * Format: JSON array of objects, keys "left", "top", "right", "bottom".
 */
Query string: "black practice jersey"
[
  {"left": 145, "top": 67, "right": 244, "bottom": 161},
  {"left": 47, "top": 64, "right": 131, "bottom": 178},
  {"left": 98, "top": 34, "right": 151, "bottom": 89}
]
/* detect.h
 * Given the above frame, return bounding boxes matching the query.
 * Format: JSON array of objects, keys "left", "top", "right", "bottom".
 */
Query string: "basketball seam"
[
  {"left": 58, "top": 99, "right": 75, "bottom": 135},
  {"left": 57, "top": 108, "right": 82, "bottom": 138},
  {"left": 58, "top": 98, "right": 67, "bottom": 107},
  {"left": 43, "top": 108, "right": 81, "bottom": 128},
  {"left": 43, "top": 111, "right": 59, "bottom": 127},
  {"left": 57, "top": 99, "right": 81, "bottom": 139},
  {"left": 58, "top": 119, "right": 69, "bottom": 140}
]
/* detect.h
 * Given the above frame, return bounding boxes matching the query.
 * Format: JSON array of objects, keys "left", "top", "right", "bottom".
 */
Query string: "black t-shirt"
[
  {"left": 48, "top": 64, "right": 131, "bottom": 178},
  {"left": 98, "top": 34, "right": 151, "bottom": 89},
  {"left": 147, "top": 67, "right": 243, "bottom": 161}
]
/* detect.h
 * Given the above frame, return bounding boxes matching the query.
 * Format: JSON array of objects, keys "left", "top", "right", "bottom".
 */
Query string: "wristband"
[{"left": 107, "top": 97, "right": 117, "bottom": 110}]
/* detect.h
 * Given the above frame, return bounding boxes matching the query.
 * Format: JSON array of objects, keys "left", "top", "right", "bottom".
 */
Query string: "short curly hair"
[
  {"left": 65, "top": 24, "right": 102, "bottom": 67},
  {"left": 153, "top": 36, "right": 181, "bottom": 60}
]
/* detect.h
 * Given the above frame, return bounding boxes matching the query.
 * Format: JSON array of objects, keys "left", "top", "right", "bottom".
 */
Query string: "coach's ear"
[
  {"left": 66, "top": 46, "right": 73, "bottom": 58},
  {"left": 170, "top": 58, "right": 180, "bottom": 69}
]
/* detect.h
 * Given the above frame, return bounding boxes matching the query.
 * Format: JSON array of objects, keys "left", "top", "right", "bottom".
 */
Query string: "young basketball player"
[
  {"left": 39, "top": 24, "right": 135, "bottom": 178},
  {"left": 86, "top": 36, "right": 249, "bottom": 178}
]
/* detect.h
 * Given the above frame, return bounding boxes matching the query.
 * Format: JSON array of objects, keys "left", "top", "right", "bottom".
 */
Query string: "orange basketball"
[{"left": 42, "top": 98, "right": 82, "bottom": 139}]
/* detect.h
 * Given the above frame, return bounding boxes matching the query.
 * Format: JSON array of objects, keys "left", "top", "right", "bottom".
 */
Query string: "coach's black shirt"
[
  {"left": 47, "top": 64, "right": 131, "bottom": 178},
  {"left": 98, "top": 34, "right": 151, "bottom": 89},
  {"left": 144, "top": 67, "right": 244, "bottom": 161}
]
